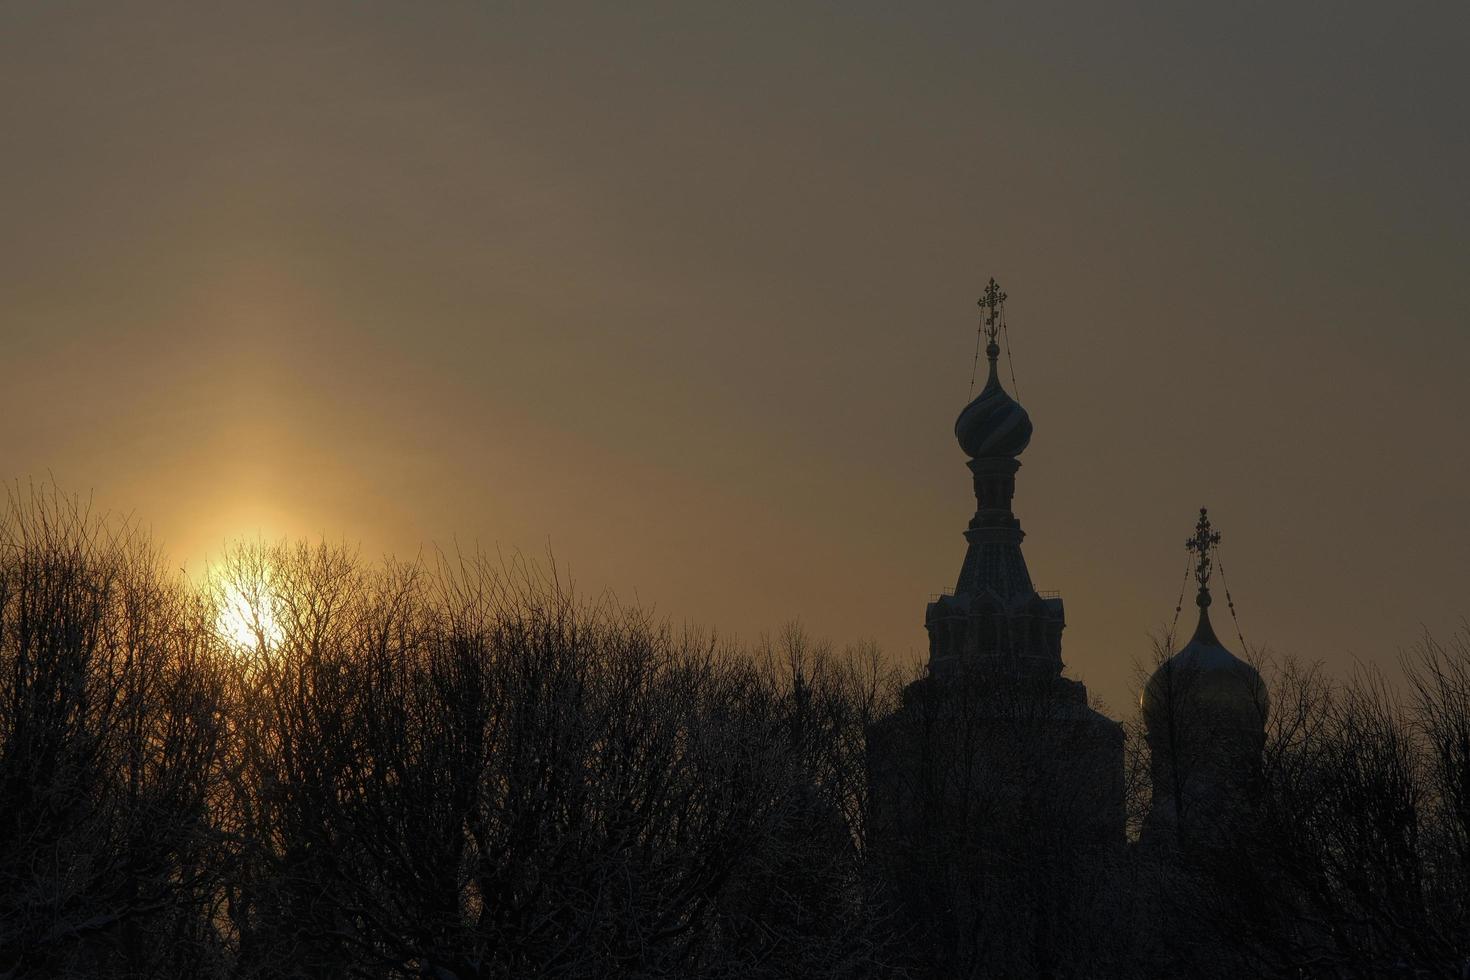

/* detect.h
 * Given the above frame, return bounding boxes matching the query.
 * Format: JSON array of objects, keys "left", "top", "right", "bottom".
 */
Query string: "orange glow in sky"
[{"left": 3, "top": 3, "right": 1466, "bottom": 712}]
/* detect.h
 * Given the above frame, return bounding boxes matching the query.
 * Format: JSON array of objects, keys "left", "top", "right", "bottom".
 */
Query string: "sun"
[{"left": 215, "top": 575, "right": 285, "bottom": 651}]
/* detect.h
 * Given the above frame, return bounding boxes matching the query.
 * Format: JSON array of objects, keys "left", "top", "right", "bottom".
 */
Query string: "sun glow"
[{"left": 215, "top": 576, "right": 285, "bottom": 651}]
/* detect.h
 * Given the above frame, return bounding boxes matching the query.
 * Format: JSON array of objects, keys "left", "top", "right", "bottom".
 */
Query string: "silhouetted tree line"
[{"left": 1, "top": 489, "right": 1467, "bottom": 979}]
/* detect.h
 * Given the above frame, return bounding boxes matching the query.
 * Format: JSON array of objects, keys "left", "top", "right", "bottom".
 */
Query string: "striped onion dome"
[{"left": 955, "top": 342, "right": 1032, "bottom": 458}]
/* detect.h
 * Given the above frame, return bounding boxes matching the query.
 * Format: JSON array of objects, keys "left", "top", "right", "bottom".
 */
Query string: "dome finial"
[
  {"left": 977, "top": 277, "right": 1007, "bottom": 360},
  {"left": 1185, "top": 507, "right": 1222, "bottom": 608},
  {"left": 968, "top": 278, "right": 1009, "bottom": 399}
]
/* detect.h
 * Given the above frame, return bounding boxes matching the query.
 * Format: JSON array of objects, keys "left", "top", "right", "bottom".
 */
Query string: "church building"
[
  {"left": 866, "top": 279, "right": 1271, "bottom": 974},
  {"left": 866, "top": 282, "right": 1127, "bottom": 973}
]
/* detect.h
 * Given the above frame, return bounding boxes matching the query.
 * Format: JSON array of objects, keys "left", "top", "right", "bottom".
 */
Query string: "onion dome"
[
  {"left": 1142, "top": 600, "right": 1268, "bottom": 734},
  {"left": 1141, "top": 509, "right": 1268, "bottom": 733},
  {"left": 956, "top": 341, "right": 1032, "bottom": 458}
]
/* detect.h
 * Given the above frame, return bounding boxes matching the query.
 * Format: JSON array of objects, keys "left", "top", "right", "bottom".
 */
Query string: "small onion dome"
[
  {"left": 955, "top": 344, "right": 1033, "bottom": 458},
  {"left": 1141, "top": 601, "right": 1268, "bottom": 735}
]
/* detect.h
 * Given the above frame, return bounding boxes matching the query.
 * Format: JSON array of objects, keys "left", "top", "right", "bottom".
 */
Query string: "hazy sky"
[{"left": 3, "top": 1, "right": 1466, "bottom": 713}]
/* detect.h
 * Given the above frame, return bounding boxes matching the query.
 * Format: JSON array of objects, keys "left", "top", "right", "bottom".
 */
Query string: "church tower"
[
  {"left": 1141, "top": 509, "right": 1268, "bottom": 848},
  {"left": 924, "top": 279, "right": 1065, "bottom": 679},
  {"left": 867, "top": 283, "right": 1125, "bottom": 975},
  {"left": 919, "top": 281, "right": 1102, "bottom": 719}
]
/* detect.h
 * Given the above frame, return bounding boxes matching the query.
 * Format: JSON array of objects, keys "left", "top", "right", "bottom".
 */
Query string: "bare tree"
[
  {"left": 1405, "top": 626, "right": 1470, "bottom": 944},
  {"left": 0, "top": 486, "right": 229, "bottom": 978},
  {"left": 210, "top": 545, "right": 896, "bottom": 979},
  {"left": 1136, "top": 641, "right": 1470, "bottom": 979},
  {"left": 8, "top": 485, "right": 1468, "bottom": 979}
]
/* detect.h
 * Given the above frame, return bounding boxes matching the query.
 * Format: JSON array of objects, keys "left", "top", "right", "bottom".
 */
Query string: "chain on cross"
[
  {"left": 1185, "top": 507, "right": 1222, "bottom": 589},
  {"left": 977, "top": 278, "right": 1006, "bottom": 344}
]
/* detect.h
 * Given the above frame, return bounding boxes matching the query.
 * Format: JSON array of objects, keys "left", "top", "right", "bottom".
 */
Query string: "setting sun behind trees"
[
  {"left": 209, "top": 541, "right": 289, "bottom": 653},
  {"left": 213, "top": 568, "right": 284, "bottom": 651}
]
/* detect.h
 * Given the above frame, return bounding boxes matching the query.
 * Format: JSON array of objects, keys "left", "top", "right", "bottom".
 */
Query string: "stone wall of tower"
[
  {"left": 866, "top": 664, "right": 1126, "bottom": 975},
  {"left": 923, "top": 455, "right": 1070, "bottom": 678}
]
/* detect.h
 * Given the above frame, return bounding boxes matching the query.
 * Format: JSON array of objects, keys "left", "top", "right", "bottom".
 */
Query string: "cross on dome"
[
  {"left": 1186, "top": 507, "right": 1222, "bottom": 591},
  {"left": 977, "top": 278, "right": 1007, "bottom": 345}
]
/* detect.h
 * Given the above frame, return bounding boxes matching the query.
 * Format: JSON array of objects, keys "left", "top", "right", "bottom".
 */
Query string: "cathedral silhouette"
[{"left": 866, "top": 281, "right": 1269, "bottom": 971}]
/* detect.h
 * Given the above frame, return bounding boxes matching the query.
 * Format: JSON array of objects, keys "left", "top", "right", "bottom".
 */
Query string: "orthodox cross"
[
  {"left": 968, "top": 277, "right": 1015, "bottom": 397},
  {"left": 977, "top": 278, "right": 1007, "bottom": 344},
  {"left": 1186, "top": 507, "right": 1222, "bottom": 589}
]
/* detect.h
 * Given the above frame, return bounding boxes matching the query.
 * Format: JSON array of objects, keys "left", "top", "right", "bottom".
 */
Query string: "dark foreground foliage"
[{"left": 1, "top": 489, "right": 1467, "bottom": 978}]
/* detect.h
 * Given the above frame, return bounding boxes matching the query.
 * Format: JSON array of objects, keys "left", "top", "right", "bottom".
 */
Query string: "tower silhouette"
[
  {"left": 1141, "top": 508, "right": 1268, "bottom": 848},
  {"left": 867, "top": 282, "right": 1125, "bottom": 975}
]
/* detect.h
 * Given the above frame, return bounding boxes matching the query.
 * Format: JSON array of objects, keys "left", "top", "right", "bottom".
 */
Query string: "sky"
[{"left": 2, "top": 1, "right": 1466, "bottom": 714}]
